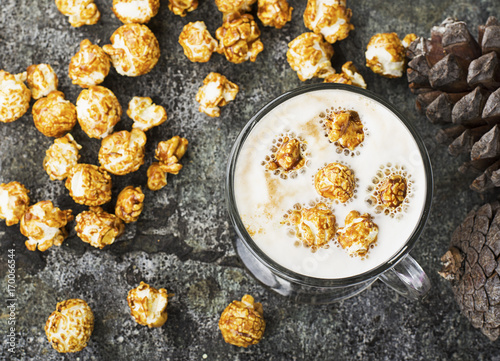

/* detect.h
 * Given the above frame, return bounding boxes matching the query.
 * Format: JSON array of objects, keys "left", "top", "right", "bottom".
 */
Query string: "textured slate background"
[{"left": 1, "top": 0, "right": 500, "bottom": 360}]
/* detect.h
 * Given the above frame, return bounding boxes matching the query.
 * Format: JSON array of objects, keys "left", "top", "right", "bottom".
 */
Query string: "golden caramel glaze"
[
  {"left": 69, "top": 39, "right": 111, "bottom": 88},
  {"left": 43, "top": 134, "right": 82, "bottom": 181},
  {"left": 147, "top": 162, "right": 168, "bottom": 191},
  {"left": 32, "top": 91, "right": 77, "bottom": 138},
  {"left": 257, "top": 0, "right": 293, "bottom": 29},
  {"left": 127, "top": 96, "right": 167, "bottom": 131},
  {"left": 54, "top": 0, "right": 100, "bottom": 27},
  {"left": 288, "top": 203, "right": 336, "bottom": 250},
  {"left": 303, "top": 0, "right": 354, "bottom": 44},
  {"left": 115, "top": 186, "right": 145, "bottom": 223},
  {"left": 127, "top": 282, "right": 169, "bottom": 327},
  {"left": 75, "top": 207, "right": 124, "bottom": 249},
  {"left": 0, "top": 70, "right": 31, "bottom": 123},
  {"left": 65, "top": 164, "right": 112, "bottom": 206},
  {"left": 112, "top": 0, "right": 160, "bottom": 24},
  {"left": 215, "top": 0, "right": 256, "bottom": 15},
  {"left": 314, "top": 162, "right": 355, "bottom": 202},
  {"left": 377, "top": 174, "right": 407, "bottom": 208},
  {"left": 26, "top": 64, "right": 58, "bottom": 99},
  {"left": 337, "top": 210, "right": 378, "bottom": 256},
  {"left": 167, "top": 0, "right": 198, "bottom": 17},
  {"left": 178, "top": 21, "right": 218, "bottom": 63},
  {"left": 196, "top": 72, "right": 239, "bottom": 117},
  {"left": 365, "top": 32, "right": 406, "bottom": 78},
  {"left": 0, "top": 181, "right": 30, "bottom": 226},
  {"left": 324, "top": 110, "right": 364, "bottom": 150},
  {"left": 98, "top": 129, "right": 147, "bottom": 176}
]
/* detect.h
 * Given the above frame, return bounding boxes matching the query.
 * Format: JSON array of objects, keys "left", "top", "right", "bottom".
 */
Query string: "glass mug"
[{"left": 225, "top": 84, "right": 433, "bottom": 304}]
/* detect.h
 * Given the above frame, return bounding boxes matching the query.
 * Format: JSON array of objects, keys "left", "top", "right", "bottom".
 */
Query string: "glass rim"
[{"left": 225, "top": 83, "right": 434, "bottom": 287}]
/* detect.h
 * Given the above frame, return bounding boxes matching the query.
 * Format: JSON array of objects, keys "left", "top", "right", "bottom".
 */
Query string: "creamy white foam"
[{"left": 234, "top": 89, "right": 428, "bottom": 279}]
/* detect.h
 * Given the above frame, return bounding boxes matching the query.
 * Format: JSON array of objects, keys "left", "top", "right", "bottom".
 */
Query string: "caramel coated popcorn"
[
  {"left": 268, "top": 137, "right": 305, "bottom": 171},
  {"left": 196, "top": 72, "right": 239, "bottom": 117},
  {"left": 75, "top": 207, "right": 124, "bottom": 249},
  {"left": 337, "top": 210, "right": 378, "bottom": 256},
  {"left": 365, "top": 33, "right": 406, "bottom": 78},
  {"left": 127, "top": 282, "right": 169, "bottom": 327},
  {"left": 377, "top": 174, "right": 407, "bottom": 208},
  {"left": 20, "top": 201, "right": 73, "bottom": 252},
  {"left": 115, "top": 186, "right": 144, "bottom": 223},
  {"left": 65, "top": 164, "right": 112, "bottom": 206},
  {"left": 167, "top": 0, "right": 198, "bottom": 17},
  {"left": 98, "top": 129, "right": 147, "bottom": 175},
  {"left": 257, "top": 0, "right": 293, "bottom": 29},
  {"left": 32, "top": 91, "right": 77, "bottom": 138},
  {"left": 215, "top": 14, "right": 264, "bottom": 64},
  {"left": 44, "top": 134, "right": 82, "bottom": 181},
  {"left": 287, "top": 32, "right": 335, "bottom": 81},
  {"left": 113, "top": 0, "right": 160, "bottom": 24},
  {"left": 178, "top": 21, "right": 218, "bottom": 63},
  {"left": 103, "top": 24, "right": 160, "bottom": 77},
  {"left": 401, "top": 33, "right": 417, "bottom": 49},
  {"left": 288, "top": 203, "right": 336, "bottom": 250},
  {"left": 219, "top": 294, "right": 265, "bottom": 348},
  {"left": 0, "top": 70, "right": 31, "bottom": 123},
  {"left": 0, "top": 181, "right": 30, "bottom": 226},
  {"left": 69, "top": 39, "right": 111, "bottom": 88},
  {"left": 45, "top": 299, "right": 94, "bottom": 353},
  {"left": 324, "top": 61, "right": 366, "bottom": 88},
  {"left": 76, "top": 86, "right": 122, "bottom": 139},
  {"left": 147, "top": 162, "right": 168, "bottom": 191},
  {"left": 304, "top": 0, "right": 354, "bottom": 44},
  {"left": 324, "top": 110, "right": 364, "bottom": 150},
  {"left": 55, "top": 0, "right": 100, "bottom": 27},
  {"left": 26, "top": 64, "right": 58, "bottom": 99},
  {"left": 127, "top": 96, "right": 167, "bottom": 131},
  {"left": 314, "top": 162, "right": 355, "bottom": 202},
  {"left": 215, "top": 0, "right": 256, "bottom": 16}
]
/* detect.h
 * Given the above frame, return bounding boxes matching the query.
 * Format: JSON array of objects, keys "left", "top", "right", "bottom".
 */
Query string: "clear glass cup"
[{"left": 225, "top": 83, "right": 433, "bottom": 304}]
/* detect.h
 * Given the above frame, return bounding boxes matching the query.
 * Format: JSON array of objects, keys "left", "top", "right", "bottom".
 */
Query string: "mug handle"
[{"left": 378, "top": 254, "right": 431, "bottom": 299}]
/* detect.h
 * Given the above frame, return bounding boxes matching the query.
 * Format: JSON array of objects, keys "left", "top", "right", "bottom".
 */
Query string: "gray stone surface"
[{"left": 1, "top": 0, "right": 500, "bottom": 360}]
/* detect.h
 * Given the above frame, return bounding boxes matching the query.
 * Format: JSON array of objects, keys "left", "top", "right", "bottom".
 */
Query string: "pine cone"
[
  {"left": 407, "top": 17, "right": 500, "bottom": 193},
  {"left": 439, "top": 202, "right": 500, "bottom": 341}
]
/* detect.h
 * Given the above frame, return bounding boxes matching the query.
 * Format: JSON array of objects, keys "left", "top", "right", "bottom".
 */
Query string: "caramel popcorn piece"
[
  {"left": 54, "top": 0, "right": 100, "bottom": 27},
  {"left": 45, "top": 299, "right": 94, "bottom": 353},
  {"left": 26, "top": 64, "right": 58, "bottom": 100},
  {"left": 304, "top": 0, "right": 354, "bottom": 44},
  {"left": 257, "top": 0, "right": 293, "bottom": 29},
  {"left": 378, "top": 174, "right": 407, "bottom": 208},
  {"left": 44, "top": 134, "right": 82, "bottom": 181},
  {"left": 288, "top": 203, "right": 336, "bottom": 250},
  {"left": 0, "top": 181, "right": 30, "bottom": 226},
  {"left": 127, "top": 96, "right": 167, "bottom": 131},
  {"left": 127, "top": 282, "right": 169, "bottom": 327},
  {"left": 32, "top": 91, "right": 77, "bottom": 138},
  {"left": 215, "top": 14, "right": 264, "bottom": 64},
  {"left": 366, "top": 32, "right": 406, "bottom": 78},
  {"left": 167, "top": 0, "right": 198, "bottom": 17},
  {"left": 337, "top": 210, "right": 378, "bottom": 256},
  {"left": 75, "top": 207, "right": 124, "bottom": 249},
  {"left": 65, "top": 164, "right": 112, "bottom": 206},
  {"left": 103, "top": 24, "right": 160, "bottom": 77},
  {"left": 98, "top": 129, "right": 147, "bottom": 175},
  {"left": 325, "top": 61, "right": 367, "bottom": 88},
  {"left": 113, "top": 0, "right": 160, "bottom": 24},
  {"left": 115, "top": 186, "right": 144, "bottom": 223},
  {"left": 20, "top": 201, "right": 73, "bottom": 252},
  {"left": 0, "top": 70, "right": 31, "bottom": 123},
  {"left": 68, "top": 39, "right": 111, "bottom": 88},
  {"left": 196, "top": 72, "right": 239, "bottom": 117},
  {"left": 76, "top": 86, "right": 122, "bottom": 139},
  {"left": 147, "top": 162, "right": 168, "bottom": 191},
  {"left": 178, "top": 21, "right": 218, "bottom": 63},
  {"left": 219, "top": 294, "right": 265, "bottom": 348},
  {"left": 314, "top": 162, "right": 355, "bottom": 202},
  {"left": 324, "top": 110, "right": 364, "bottom": 150},
  {"left": 402, "top": 33, "right": 417, "bottom": 49},
  {"left": 268, "top": 137, "right": 305, "bottom": 171},
  {"left": 324, "top": 73, "right": 353, "bottom": 85},
  {"left": 215, "top": 0, "right": 256, "bottom": 16},
  {"left": 287, "top": 32, "right": 335, "bottom": 81}
]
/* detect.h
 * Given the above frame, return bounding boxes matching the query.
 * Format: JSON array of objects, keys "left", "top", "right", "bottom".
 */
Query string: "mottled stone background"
[{"left": 1, "top": 0, "right": 500, "bottom": 360}]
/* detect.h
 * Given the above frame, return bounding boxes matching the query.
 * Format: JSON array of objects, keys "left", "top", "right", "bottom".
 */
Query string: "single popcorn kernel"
[
  {"left": 324, "top": 73, "right": 353, "bottom": 85},
  {"left": 304, "top": 0, "right": 354, "bottom": 44},
  {"left": 219, "top": 294, "right": 265, "bottom": 348},
  {"left": 287, "top": 32, "right": 335, "bottom": 81},
  {"left": 115, "top": 186, "right": 144, "bottom": 223},
  {"left": 215, "top": 0, "right": 256, "bottom": 16},
  {"left": 196, "top": 72, "right": 239, "bottom": 117},
  {"left": 113, "top": 0, "right": 160, "bottom": 24},
  {"left": 325, "top": 61, "right": 367, "bottom": 88},
  {"left": 378, "top": 174, "right": 407, "bottom": 208},
  {"left": 32, "top": 91, "right": 77, "bottom": 138},
  {"left": 127, "top": 282, "right": 169, "bottom": 327},
  {"left": 68, "top": 39, "right": 111, "bottom": 88},
  {"left": 257, "top": 0, "right": 293, "bottom": 29},
  {"left": 269, "top": 137, "right": 305, "bottom": 171},
  {"left": 315, "top": 162, "right": 355, "bottom": 202},
  {"left": 366, "top": 32, "right": 406, "bottom": 78},
  {"left": 55, "top": 0, "right": 100, "bottom": 27},
  {"left": 337, "top": 210, "right": 378, "bottom": 256},
  {"left": 75, "top": 207, "right": 124, "bottom": 249},
  {"left": 127, "top": 96, "right": 167, "bottom": 131},
  {"left": 98, "top": 129, "right": 147, "bottom": 176},
  {"left": 0, "top": 70, "right": 31, "bottom": 123},
  {"left": 0, "top": 181, "right": 30, "bottom": 226},
  {"left": 26, "top": 64, "right": 58, "bottom": 100},
  {"left": 44, "top": 134, "right": 82, "bottom": 181},
  {"left": 45, "top": 299, "right": 94, "bottom": 353},
  {"left": 20, "top": 201, "right": 74, "bottom": 252},
  {"left": 76, "top": 86, "right": 122, "bottom": 139},
  {"left": 401, "top": 33, "right": 417, "bottom": 49},
  {"left": 288, "top": 203, "right": 336, "bottom": 250},
  {"left": 147, "top": 162, "right": 168, "bottom": 191},
  {"left": 324, "top": 110, "right": 364, "bottom": 150},
  {"left": 167, "top": 0, "right": 198, "bottom": 17},
  {"left": 103, "top": 24, "right": 160, "bottom": 77},
  {"left": 65, "top": 164, "right": 112, "bottom": 206},
  {"left": 215, "top": 14, "right": 264, "bottom": 64},
  {"left": 178, "top": 21, "right": 218, "bottom": 63}
]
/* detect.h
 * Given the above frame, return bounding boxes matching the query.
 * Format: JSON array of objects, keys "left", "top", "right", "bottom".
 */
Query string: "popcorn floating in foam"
[
  {"left": 337, "top": 210, "right": 378, "bottom": 256},
  {"left": 267, "top": 137, "right": 306, "bottom": 172},
  {"left": 112, "top": 0, "right": 160, "bottom": 24},
  {"left": 127, "top": 282, "right": 169, "bottom": 327},
  {"left": 178, "top": 21, "right": 218, "bottom": 63},
  {"left": 0, "top": 181, "right": 30, "bottom": 226},
  {"left": 55, "top": 0, "right": 100, "bottom": 27},
  {"left": 303, "top": 0, "right": 354, "bottom": 44},
  {"left": 0, "top": 70, "right": 31, "bottom": 123},
  {"left": 196, "top": 72, "right": 239, "bottom": 117},
  {"left": 365, "top": 32, "right": 407, "bottom": 78},
  {"left": 69, "top": 39, "right": 111, "bottom": 88},
  {"left": 314, "top": 162, "right": 355, "bottom": 203},
  {"left": 26, "top": 64, "right": 58, "bottom": 99},
  {"left": 324, "top": 110, "right": 364, "bottom": 150}
]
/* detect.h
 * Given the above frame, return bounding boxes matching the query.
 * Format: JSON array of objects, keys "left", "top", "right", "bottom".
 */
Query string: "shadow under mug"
[{"left": 225, "top": 84, "right": 433, "bottom": 304}]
